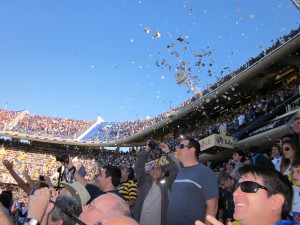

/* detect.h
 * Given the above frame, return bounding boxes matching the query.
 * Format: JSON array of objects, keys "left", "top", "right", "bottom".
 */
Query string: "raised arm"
[
  {"left": 63, "top": 155, "right": 88, "bottom": 187},
  {"left": 135, "top": 143, "right": 153, "bottom": 186},
  {"left": 205, "top": 197, "right": 219, "bottom": 225},
  {"left": 159, "top": 142, "right": 181, "bottom": 185},
  {"left": 2, "top": 159, "right": 31, "bottom": 195},
  {"left": 22, "top": 168, "right": 36, "bottom": 190}
]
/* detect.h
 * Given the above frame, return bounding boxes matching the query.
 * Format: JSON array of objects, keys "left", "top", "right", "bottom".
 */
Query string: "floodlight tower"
[
  {"left": 175, "top": 70, "right": 201, "bottom": 95},
  {"left": 291, "top": 0, "right": 300, "bottom": 10}
]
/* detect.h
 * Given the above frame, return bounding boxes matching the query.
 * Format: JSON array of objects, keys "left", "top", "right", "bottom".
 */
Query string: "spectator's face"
[
  {"left": 80, "top": 196, "right": 105, "bottom": 225},
  {"left": 95, "top": 168, "right": 109, "bottom": 190},
  {"left": 282, "top": 143, "right": 296, "bottom": 161},
  {"left": 121, "top": 168, "right": 129, "bottom": 180},
  {"left": 294, "top": 119, "right": 300, "bottom": 135},
  {"left": 232, "top": 153, "right": 242, "bottom": 163},
  {"left": 150, "top": 164, "right": 164, "bottom": 181},
  {"left": 176, "top": 140, "right": 192, "bottom": 162},
  {"left": 219, "top": 178, "right": 232, "bottom": 190},
  {"left": 292, "top": 166, "right": 300, "bottom": 186},
  {"left": 226, "top": 164, "right": 234, "bottom": 173},
  {"left": 271, "top": 147, "right": 280, "bottom": 158},
  {"left": 233, "top": 174, "right": 274, "bottom": 225}
]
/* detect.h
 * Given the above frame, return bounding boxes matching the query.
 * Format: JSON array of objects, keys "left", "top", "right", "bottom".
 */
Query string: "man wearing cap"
[
  {"left": 61, "top": 181, "right": 91, "bottom": 206},
  {"left": 63, "top": 156, "right": 123, "bottom": 203}
]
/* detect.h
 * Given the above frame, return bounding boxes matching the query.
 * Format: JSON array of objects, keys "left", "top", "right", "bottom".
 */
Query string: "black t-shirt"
[{"left": 85, "top": 183, "right": 125, "bottom": 204}]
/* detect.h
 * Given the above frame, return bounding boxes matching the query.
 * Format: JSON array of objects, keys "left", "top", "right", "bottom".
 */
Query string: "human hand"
[
  {"left": 22, "top": 168, "right": 29, "bottom": 177},
  {"left": 27, "top": 188, "right": 51, "bottom": 223},
  {"left": 195, "top": 215, "right": 230, "bottom": 225},
  {"left": 145, "top": 141, "right": 151, "bottom": 153},
  {"left": 44, "top": 188, "right": 58, "bottom": 215},
  {"left": 62, "top": 155, "right": 74, "bottom": 170},
  {"left": 43, "top": 176, "right": 54, "bottom": 188},
  {"left": 159, "top": 142, "right": 171, "bottom": 154},
  {"left": 2, "top": 159, "right": 13, "bottom": 171}
]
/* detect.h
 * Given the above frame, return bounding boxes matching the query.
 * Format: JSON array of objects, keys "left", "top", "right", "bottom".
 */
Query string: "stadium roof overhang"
[{"left": 1, "top": 33, "right": 300, "bottom": 160}]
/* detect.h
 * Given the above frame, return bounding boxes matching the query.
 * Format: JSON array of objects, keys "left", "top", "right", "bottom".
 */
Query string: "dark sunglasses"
[
  {"left": 238, "top": 181, "right": 268, "bottom": 193},
  {"left": 283, "top": 147, "right": 290, "bottom": 151},
  {"left": 176, "top": 144, "right": 190, "bottom": 149}
]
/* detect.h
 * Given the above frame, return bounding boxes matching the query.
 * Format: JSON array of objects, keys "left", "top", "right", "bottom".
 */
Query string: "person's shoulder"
[{"left": 108, "top": 189, "right": 126, "bottom": 200}]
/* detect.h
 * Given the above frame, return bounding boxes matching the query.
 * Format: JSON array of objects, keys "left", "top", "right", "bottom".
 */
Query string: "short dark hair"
[
  {"left": 238, "top": 165, "right": 293, "bottom": 219},
  {"left": 248, "top": 146, "right": 260, "bottom": 154},
  {"left": 217, "top": 171, "right": 232, "bottom": 184},
  {"left": 103, "top": 165, "right": 122, "bottom": 187},
  {"left": 291, "top": 159, "right": 300, "bottom": 168},
  {"left": 272, "top": 143, "right": 281, "bottom": 152},
  {"left": 50, "top": 195, "right": 82, "bottom": 225},
  {"left": 123, "top": 167, "right": 135, "bottom": 180},
  {"left": 232, "top": 150, "right": 245, "bottom": 162},
  {"left": 281, "top": 133, "right": 298, "bottom": 142},
  {"left": 184, "top": 137, "right": 200, "bottom": 159}
]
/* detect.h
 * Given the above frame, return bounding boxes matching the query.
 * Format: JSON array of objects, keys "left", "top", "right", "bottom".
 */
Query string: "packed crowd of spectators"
[
  {"left": 11, "top": 114, "right": 91, "bottom": 139},
  {"left": 0, "top": 146, "right": 137, "bottom": 202},
  {"left": 1, "top": 26, "right": 299, "bottom": 145}
]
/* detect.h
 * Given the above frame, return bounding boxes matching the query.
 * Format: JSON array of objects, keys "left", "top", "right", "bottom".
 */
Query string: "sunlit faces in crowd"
[
  {"left": 232, "top": 165, "right": 293, "bottom": 225},
  {"left": 149, "top": 163, "right": 164, "bottom": 181},
  {"left": 175, "top": 139, "right": 193, "bottom": 162},
  {"left": 79, "top": 193, "right": 130, "bottom": 225},
  {"left": 94, "top": 168, "right": 109, "bottom": 190},
  {"left": 101, "top": 216, "right": 139, "bottom": 225},
  {"left": 234, "top": 175, "right": 276, "bottom": 225}
]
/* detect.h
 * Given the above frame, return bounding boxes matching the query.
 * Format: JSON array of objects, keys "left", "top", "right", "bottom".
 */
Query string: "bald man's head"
[{"left": 102, "top": 216, "right": 139, "bottom": 225}]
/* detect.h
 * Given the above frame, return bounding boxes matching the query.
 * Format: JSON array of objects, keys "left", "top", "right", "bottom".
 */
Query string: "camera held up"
[{"left": 55, "top": 153, "right": 69, "bottom": 164}]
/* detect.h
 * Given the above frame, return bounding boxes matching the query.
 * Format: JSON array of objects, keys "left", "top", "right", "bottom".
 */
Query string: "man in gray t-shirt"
[{"left": 167, "top": 138, "right": 219, "bottom": 225}]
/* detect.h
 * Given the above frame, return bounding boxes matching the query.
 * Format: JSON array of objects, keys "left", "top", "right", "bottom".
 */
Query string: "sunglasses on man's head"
[
  {"left": 238, "top": 181, "right": 268, "bottom": 193},
  {"left": 176, "top": 144, "right": 190, "bottom": 149}
]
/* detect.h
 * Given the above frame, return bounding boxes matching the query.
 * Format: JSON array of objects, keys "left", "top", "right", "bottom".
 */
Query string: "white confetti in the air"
[
  {"left": 144, "top": 27, "right": 150, "bottom": 34},
  {"left": 153, "top": 31, "right": 161, "bottom": 39}
]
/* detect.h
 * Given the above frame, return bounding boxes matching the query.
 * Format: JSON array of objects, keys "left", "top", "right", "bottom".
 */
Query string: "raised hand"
[{"left": 2, "top": 159, "right": 13, "bottom": 171}]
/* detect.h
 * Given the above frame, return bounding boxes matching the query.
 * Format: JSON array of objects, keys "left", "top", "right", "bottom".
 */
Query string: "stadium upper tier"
[{"left": 0, "top": 26, "right": 300, "bottom": 147}]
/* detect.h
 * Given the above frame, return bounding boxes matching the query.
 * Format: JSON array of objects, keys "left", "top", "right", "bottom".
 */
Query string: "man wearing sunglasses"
[
  {"left": 195, "top": 165, "right": 294, "bottom": 225},
  {"left": 167, "top": 137, "right": 219, "bottom": 225}
]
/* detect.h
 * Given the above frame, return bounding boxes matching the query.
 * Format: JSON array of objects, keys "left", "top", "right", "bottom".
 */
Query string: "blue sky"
[{"left": 0, "top": 1, "right": 299, "bottom": 122}]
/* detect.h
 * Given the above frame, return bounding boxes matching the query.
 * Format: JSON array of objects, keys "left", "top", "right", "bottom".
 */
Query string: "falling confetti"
[
  {"left": 153, "top": 31, "right": 161, "bottom": 39},
  {"left": 144, "top": 27, "right": 150, "bottom": 34}
]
